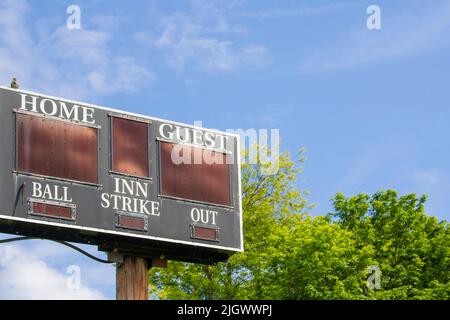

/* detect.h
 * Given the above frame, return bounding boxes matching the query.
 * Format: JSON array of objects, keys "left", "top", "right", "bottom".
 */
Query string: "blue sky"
[{"left": 0, "top": 0, "right": 449, "bottom": 299}]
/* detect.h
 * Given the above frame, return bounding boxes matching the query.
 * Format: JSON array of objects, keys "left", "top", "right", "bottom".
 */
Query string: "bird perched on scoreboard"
[{"left": 10, "top": 78, "right": 19, "bottom": 89}]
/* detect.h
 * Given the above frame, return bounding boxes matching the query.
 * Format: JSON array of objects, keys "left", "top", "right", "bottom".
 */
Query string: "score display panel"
[{"left": 0, "top": 87, "right": 243, "bottom": 263}]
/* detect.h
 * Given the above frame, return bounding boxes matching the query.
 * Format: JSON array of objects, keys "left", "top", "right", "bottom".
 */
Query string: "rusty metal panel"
[
  {"left": 112, "top": 117, "right": 149, "bottom": 177},
  {"left": 160, "top": 142, "right": 231, "bottom": 206},
  {"left": 17, "top": 113, "right": 98, "bottom": 184},
  {"left": 191, "top": 225, "right": 219, "bottom": 242},
  {"left": 27, "top": 198, "right": 77, "bottom": 221},
  {"left": 32, "top": 202, "right": 73, "bottom": 220},
  {"left": 116, "top": 212, "right": 148, "bottom": 232}
]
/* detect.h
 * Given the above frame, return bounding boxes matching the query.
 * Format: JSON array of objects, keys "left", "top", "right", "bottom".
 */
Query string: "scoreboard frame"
[{"left": 0, "top": 86, "right": 243, "bottom": 264}]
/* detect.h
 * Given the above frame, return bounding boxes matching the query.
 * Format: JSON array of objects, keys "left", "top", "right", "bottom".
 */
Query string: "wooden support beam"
[{"left": 116, "top": 256, "right": 149, "bottom": 300}]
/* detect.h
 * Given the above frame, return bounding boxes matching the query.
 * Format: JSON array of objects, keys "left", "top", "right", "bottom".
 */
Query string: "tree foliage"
[
  {"left": 149, "top": 149, "right": 450, "bottom": 300},
  {"left": 331, "top": 191, "right": 450, "bottom": 299}
]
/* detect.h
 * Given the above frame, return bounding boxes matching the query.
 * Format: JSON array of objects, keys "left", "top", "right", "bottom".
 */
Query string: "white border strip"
[
  {"left": 0, "top": 214, "right": 242, "bottom": 252},
  {"left": 237, "top": 135, "right": 244, "bottom": 252}
]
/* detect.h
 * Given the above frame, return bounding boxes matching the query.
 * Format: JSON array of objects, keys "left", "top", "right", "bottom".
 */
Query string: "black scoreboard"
[{"left": 0, "top": 86, "right": 243, "bottom": 263}]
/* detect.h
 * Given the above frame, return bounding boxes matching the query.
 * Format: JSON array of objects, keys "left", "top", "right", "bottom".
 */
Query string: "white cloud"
[
  {"left": 341, "top": 147, "right": 389, "bottom": 190},
  {"left": 136, "top": 1, "right": 269, "bottom": 73},
  {"left": 247, "top": 103, "right": 294, "bottom": 126},
  {"left": 338, "top": 140, "right": 411, "bottom": 192},
  {"left": 158, "top": 36, "right": 268, "bottom": 73},
  {"left": 301, "top": 1, "right": 450, "bottom": 72},
  {"left": 405, "top": 168, "right": 441, "bottom": 186},
  {"left": 399, "top": 168, "right": 450, "bottom": 220},
  {"left": 0, "top": 245, "right": 106, "bottom": 300},
  {"left": 87, "top": 57, "right": 156, "bottom": 94},
  {"left": 236, "top": 2, "right": 357, "bottom": 20},
  {"left": 48, "top": 27, "right": 111, "bottom": 65},
  {"left": 0, "top": 0, "right": 154, "bottom": 100}
]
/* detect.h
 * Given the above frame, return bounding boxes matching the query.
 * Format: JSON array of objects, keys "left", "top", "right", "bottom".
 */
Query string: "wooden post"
[{"left": 116, "top": 256, "right": 149, "bottom": 300}]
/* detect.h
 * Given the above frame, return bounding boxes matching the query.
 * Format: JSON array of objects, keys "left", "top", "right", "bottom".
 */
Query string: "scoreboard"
[{"left": 0, "top": 86, "right": 243, "bottom": 263}]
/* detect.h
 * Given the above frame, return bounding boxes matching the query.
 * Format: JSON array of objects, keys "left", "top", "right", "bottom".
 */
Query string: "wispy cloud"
[
  {"left": 397, "top": 166, "right": 450, "bottom": 219},
  {"left": 246, "top": 103, "right": 294, "bottom": 127},
  {"left": 0, "top": 0, "right": 154, "bottom": 100},
  {"left": 236, "top": 2, "right": 358, "bottom": 20},
  {"left": 135, "top": 0, "right": 269, "bottom": 73},
  {"left": 0, "top": 245, "right": 106, "bottom": 300},
  {"left": 338, "top": 140, "right": 411, "bottom": 192},
  {"left": 301, "top": 1, "right": 450, "bottom": 72},
  {"left": 404, "top": 168, "right": 441, "bottom": 187},
  {"left": 340, "top": 147, "right": 389, "bottom": 191}
]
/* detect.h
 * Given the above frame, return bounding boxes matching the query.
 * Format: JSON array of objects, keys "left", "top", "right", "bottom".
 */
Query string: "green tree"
[{"left": 331, "top": 190, "right": 450, "bottom": 299}]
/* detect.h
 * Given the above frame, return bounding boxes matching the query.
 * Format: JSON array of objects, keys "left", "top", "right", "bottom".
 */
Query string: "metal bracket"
[
  {"left": 106, "top": 251, "right": 167, "bottom": 268},
  {"left": 107, "top": 252, "right": 124, "bottom": 264}
]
